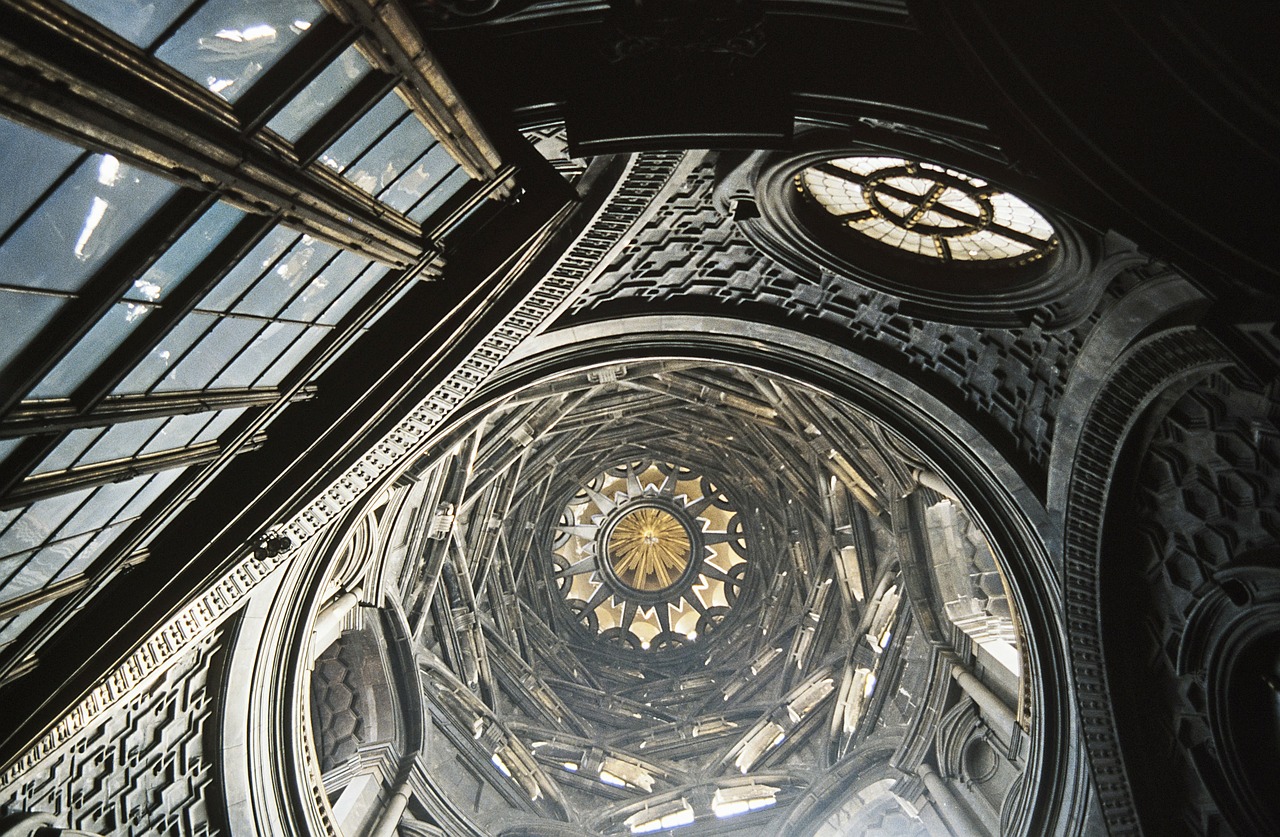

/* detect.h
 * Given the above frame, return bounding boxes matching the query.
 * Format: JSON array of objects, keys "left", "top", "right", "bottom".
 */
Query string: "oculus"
[
  {"left": 797, "top": 156, "right": 1057, "bottom": 266},
  {"left": 604, "top": 504, "right": 694, "bottom": 594},
  {"left": 740, "top": 145, "right": 1095, "bottom": 327},
  {"left": 550, "top": 461, "right": 749, "bottom": 652}
]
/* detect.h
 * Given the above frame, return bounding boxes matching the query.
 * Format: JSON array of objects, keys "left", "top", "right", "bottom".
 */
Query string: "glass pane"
[
  {"left": 0, "top": 291, "right": 66, "bottom": 375},
  {"left": 128, "top": 201, "right": 246, "bottom": 303},
  {"left": 211, "top": 321, "right": 305, "bottom": 387},
  {"left": 0, "top": 487, "right": 95, "bottom": 559},
  {"left": 61, "top": 0, "right": 197, "bottom": 49},
  {"left": 343, "top": 115, "right": 431, "bottom": 197},
  {"left": 280, "top": 250, "right": 370, "bottom": 322},
  {"left": 0, "top": 153, "right": 178, "bottom": 293},
  {"left": 0, "top": 531, "right": 95, "bottom": 601},
  {"left": 0, "top": 553, "right": 26, "bottom": 590},
  {"left": 408, "top": 166, "right": 471, "bottom": 224},
  {"left": 191, "top": 406, "right": 246, "bottom": 445},
  {"left": 317, "top": 90, "right": 406, "bottom": 174},
  {"left": 153, "top": 0, "right": 325, "bottom": 103},
  {"left": 53, "top": 478, "right": 151, "bottom": 545},
  {"left": 199, "top": 226, "right": 298, "bottom": 311},
  {"left": 381, "top": 141, "right": 452, "bottom": 213},
  {"left": 116, "top": 468, "right": 184, "bottom": 521},
  {"left": 255, "top": 325, "right": 327, "bottom": 386},
  {"left": 32, "top": 428, "right": 103, "bottom": 475},
  {"left": 267, "top": 43, "right": 373, "bottom": 142},
  {"left": 0, "top": 601, "right": 53, "bottom": 651},
  {"left": 153, "top": 315, "right": 261, "bottom": 391},
  {"left": 112, "top": 312, "right": 216, "bottom": 394},
  {"left": 318, "top": 263, "right": 391, "bottom": 325},
  {"left": 74, "top": 417, "right": 168, "bottom": 468},
  {"left": 232, "top": 235, "right": 338, "bottom": 318},
  {"left": 139, "top": 411, "right": 215, "bottom": 455},
  {"left": 28, "top": 301, "right": 152, "bottom": 399},
  {"left": 0, "top": 439, "right": 20, "bottom": 470},
  {"left": 0, "top": 120, "right": 81, "bottom": 236},
  {"left": 51, "top": 521, "right": 131, "bottom": 583}
]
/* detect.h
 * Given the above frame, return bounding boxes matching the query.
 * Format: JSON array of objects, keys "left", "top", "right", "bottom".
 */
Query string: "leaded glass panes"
[
  {"left": 188, "top": 407, "right": 246, "bottom": 445},
  {"left": 256, "top": 327, "right": 327, "bottom": 386},
  {"left": 0, "top": 601, "right": 53, "bottom": 654},
  {"left": 0, "top": 0, "right": 498, "bottom": 663},
  {"left": 408, "top": 166, "right": 469, "bottom": 224},
  {"left": 199, "top": 225, "right": 298, "bottom": 311},
  {"left": 798, "top": 156, "right": 1057, "bottom": 265},
  {"left": 380, "top": 141, "right": 456, "bottom": 213},
  {"left": 151, "top": 316, "right": 261, "bottom": 391},
  {"left": 137, "top": 412, "right": 217, "bottom": 455},
  {"left": 0, "top": 119, "right": 81, "bottom": 234},
  {"left": 279, "top": 250, "right": 370, "bottom": 321},
  {"left": 231, "top": 235, "right": 339, "bottom": 317},
  {"left": 343, "top": 114, "right": 435, "bottom": 197},
  {"left": 0, "top": 488, "right": 96, "bottom": 560},
  {"left": 49, "top": 521, "right": 128, "bottom": 583},
  {"left": 113, "top": 313, "right": 216, "bottom": 395},
  {"left": 267, "top": 43, "right": 373, "bottom": 142},
  {"left": 210, "top": 321, "right": 306, "bottom": 388},
  {"left": 0, "top": 468, "right": 189, "bottom": 625},
  {"left": 0, "top": 291, "right": 65, "bottom": 374},
  {"left": 128, "top": 202, "right": 246, "bottom": 303},
  {"left": 153, "top": 0, "right": 325, "bottom": 103},
  {"left": 31, "top": 430, "right": 102, "bottom": 476},
  {"left": 66, "top": 417, "right": 169, "bottom": 469},
  {"left": 318, "top": 90, "right": 406, "bottom": 173}
]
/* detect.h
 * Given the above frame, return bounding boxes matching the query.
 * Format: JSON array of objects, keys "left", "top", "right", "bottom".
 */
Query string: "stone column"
[
  {"left": 312, "top": 586, "right": 364, "bottom": 658},
  {"left": 917, "top": 762, "right": 987, "bottom": 837},
  {"left": 951, "top": 663, "right": 1018, "bottom": 742},
  {"left": 368, "top": 779, "right": 412, "bottom": 837}
]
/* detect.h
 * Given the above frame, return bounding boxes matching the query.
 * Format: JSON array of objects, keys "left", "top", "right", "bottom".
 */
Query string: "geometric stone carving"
[
  {"left": 925, "top": 499, "right": 1020, "bottom": 673},
  {"left": 568, "top": 155, "right": 1151, "bottom": 474},
  {"left": 0, "top": 629, "right": 228, "bottom": 836}
]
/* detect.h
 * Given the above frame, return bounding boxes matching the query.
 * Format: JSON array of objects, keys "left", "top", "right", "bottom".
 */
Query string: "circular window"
[
  {"left": 742, "top": 146, "right": 1092, "bottom": 327},
  {"left": 798, "top": 156, "right": 1057, "bottom": 266}
]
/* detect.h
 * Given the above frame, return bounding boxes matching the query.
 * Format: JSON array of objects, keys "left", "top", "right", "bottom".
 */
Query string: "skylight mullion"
[
  {"left": 0, "top": 5, "right": 426, "bottom": 266},
  {"left": 0, "top": 189, "right": 209, "bottom": 416},
  {"left": 72, "top": 213, "right": 274, "bottom": 408},
  {"left": 3, "top": 439, "right": 224, "bottom": 510},
  {"left": 0, "top": 385, "right": 314, "bottom": 439}
]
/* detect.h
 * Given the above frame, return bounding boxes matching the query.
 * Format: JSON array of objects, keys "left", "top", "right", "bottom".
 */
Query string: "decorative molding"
[
  {"left": 566, "top": 154, "right": 1154, "bottom": 475},
  {"left": 1060, "top": 326, "right": 1228, "bottom": 835},
  {"left": 0, "top": 627, "right": 229, "bottom": 834},
  {"left": 0, "top": 151, "right": 685, "bottom": 784}
]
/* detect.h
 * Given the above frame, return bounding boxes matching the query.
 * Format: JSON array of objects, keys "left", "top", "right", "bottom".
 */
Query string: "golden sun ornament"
[{"left": 607, "top": 507, "right": 691, "bottom": 592}]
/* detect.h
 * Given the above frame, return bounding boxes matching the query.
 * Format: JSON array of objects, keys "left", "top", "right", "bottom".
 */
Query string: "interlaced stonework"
[
  {"left": 0, "top": 628, "right": 228, "bottom": 835},
  {"left": 568, "top": 156, "right": 1148, "bottom": 476},
  {"left": 1111, "top": 369, "right": 1280, "bottom": 836}
]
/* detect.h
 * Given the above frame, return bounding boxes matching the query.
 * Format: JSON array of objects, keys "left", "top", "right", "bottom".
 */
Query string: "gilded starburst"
[{"left": 607, "top": 507, "right": 691, "bottom": 592}]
